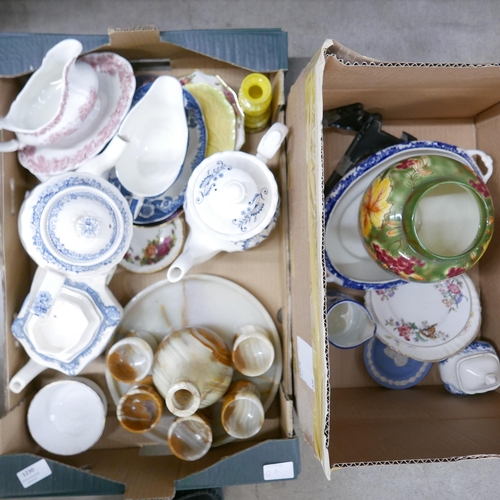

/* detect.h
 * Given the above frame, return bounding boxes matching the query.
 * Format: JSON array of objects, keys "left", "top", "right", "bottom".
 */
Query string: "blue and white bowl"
[
  {"left": 325, "top": 141, "right": 491, "bottom": 290},
  {"left": 364, "top": 336, "right": 432, "bottom": 389},
  {"left": 108, "top": 86, "right": 207, "bottom": 225},
  {"left": 9, "top": 271, "right": 122, "bottom": 393},
  {"left": 19, "top": 172, "right": 133, "bottom": 276}
]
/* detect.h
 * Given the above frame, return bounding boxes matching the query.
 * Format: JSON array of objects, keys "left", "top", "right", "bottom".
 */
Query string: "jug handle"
[
  {"left": 255, "top": 123, "right": 289, "bottom": 164},
  {"left": 78, "top": 134, "right": 129, "bottom": 177},
  {"left": 9, "top": 359, "right": 47, "bottom": 394},
  {"left": 465, "top": 149, "right": 494, "bottom": 183}
]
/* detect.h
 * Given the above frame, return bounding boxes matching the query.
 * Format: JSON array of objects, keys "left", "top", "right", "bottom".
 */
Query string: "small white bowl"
[{"left": 27, "top": 378, "right": 107, "bottom": 455}]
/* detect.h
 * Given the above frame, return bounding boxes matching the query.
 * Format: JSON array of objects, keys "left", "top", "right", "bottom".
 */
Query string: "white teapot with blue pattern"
[{"left": 167, "top": 123, "right": 288, "bottom": 283}]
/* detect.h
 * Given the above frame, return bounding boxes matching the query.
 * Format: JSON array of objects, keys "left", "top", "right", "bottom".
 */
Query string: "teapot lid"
[
  {"left": 19, "top": 173, "right": 133, "bottom": 275},
  {"left": 186, "top": 151, "right": 279, "bottom": 240}
]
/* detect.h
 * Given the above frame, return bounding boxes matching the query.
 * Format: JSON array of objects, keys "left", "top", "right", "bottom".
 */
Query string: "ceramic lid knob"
[
  {"left": 222, "top": 180, "right": 246, "bottom": 204},
  {"left": 485, "top": 373, "right": 498, "bottom": 386}
]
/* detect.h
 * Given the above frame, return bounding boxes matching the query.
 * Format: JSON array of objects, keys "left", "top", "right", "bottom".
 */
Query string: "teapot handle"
[
  {"left": 255, "top": 123, "right": 289, "bottom": 164},
  {"left": 465, "top": 149, "right": 494, "bottom": 183}
]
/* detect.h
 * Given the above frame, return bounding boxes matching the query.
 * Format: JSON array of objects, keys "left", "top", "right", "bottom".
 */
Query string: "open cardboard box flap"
[
  {"left": 286, "top": 39, "right": 500, "bottom": 479},
  {"left": 0, "top": 27, "right": 297, "bottom": 499}
]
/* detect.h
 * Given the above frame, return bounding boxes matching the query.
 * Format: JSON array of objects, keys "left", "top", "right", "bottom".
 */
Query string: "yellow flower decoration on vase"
[{"left": 360, "top": 177, "right": 393, "bottom": 238}]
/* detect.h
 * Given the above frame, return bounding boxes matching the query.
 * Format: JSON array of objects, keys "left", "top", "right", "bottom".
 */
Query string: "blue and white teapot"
[{"left": 167, "top": 123, "right": 287, "bottom": 282}]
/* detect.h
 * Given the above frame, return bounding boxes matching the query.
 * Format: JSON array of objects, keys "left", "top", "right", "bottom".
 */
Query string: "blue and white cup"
[{"left": 326, "top": 289, "right": 376, "bottom": 349}]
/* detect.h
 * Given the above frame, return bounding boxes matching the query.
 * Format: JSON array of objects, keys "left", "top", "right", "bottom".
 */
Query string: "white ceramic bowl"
[{"left": 27, "top": 378, "right": 107, "bottom": 455}]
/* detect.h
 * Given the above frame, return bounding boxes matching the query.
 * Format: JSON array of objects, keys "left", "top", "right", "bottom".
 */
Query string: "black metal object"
[{"left": 323, "top": 103, "right": 417, "bottom": 196}]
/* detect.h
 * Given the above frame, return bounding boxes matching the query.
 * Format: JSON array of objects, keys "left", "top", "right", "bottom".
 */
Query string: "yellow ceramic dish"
[{"left": 184, "top": 82, "right": 236, "bottom": 156}]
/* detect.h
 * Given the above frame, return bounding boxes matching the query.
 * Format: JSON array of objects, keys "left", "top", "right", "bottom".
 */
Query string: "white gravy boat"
[{"left": 0, "top": 39, "right": 98, "bottom": 152}]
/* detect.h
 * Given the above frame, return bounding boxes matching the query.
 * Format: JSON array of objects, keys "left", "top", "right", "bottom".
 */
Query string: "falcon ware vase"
[{"left": 360, "top": 154, "right": 494, "bottom": 283}]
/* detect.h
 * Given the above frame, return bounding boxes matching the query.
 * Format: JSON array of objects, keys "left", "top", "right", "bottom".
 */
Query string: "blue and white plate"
[
  {"left": 108, "top": 86, "right": 207, "bottom": 225},
  {"left": 325, "top": 141, "right": 485, "bottom": 290},
  {"left": 363, "top": 336, "right": 432, "bottom": 389}
]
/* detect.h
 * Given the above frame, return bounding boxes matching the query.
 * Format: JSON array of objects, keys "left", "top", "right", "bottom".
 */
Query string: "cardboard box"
[
  {"left": 286, "top": 39, "right": 500, "bottom": 478},
  {"left": 0, "top": 28, "right": 299, "bottom": 499}
]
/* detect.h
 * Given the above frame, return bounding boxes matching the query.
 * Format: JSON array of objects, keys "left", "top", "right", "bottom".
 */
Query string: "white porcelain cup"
[
  {"left": 78, "top": 76, "right": 188, "bottom": 219},
  {"left": 106, "top": 337, "right": 154, "bottom": 384},
  {"left": 27, "top": 377, "right": 107, "bottom": 456},
  {"left": 327, "top": 289, "right": 376, "bottom": 349},
  {"left": 232, "top": 325, "right": 275, "bottom": 377},
  {"left": 0, "top": 39, "right": 99, "bottom": 152}
]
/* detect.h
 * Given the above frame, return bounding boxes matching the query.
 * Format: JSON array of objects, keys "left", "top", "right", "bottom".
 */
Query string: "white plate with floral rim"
[
  {"left": 18, "top": 52, "right": 135, "bottom": 179},
  {"left": 105, "top": 274, "right": 282, "bottom": 448},
  {"left": 365, "top": 273, "right": 481, "bottom": 362},
  {"left": 120, "top": 216, "right": 185, "bottom": 274},
  {"left": 325, "top": 141, "right": 486, "bottom": 290}
]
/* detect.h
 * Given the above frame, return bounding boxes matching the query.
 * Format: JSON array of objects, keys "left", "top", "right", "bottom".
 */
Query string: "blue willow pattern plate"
[{"left": 108, "top": 85, "right": 207, "bottom": 225}]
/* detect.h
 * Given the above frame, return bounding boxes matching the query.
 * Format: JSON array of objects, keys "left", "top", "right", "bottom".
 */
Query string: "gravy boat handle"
[
  {"left": 0, "top": 119, "right": 20, "bottom": 152},
  {"left": 78, "top": 134, "right": 129, "bottom": 177}
]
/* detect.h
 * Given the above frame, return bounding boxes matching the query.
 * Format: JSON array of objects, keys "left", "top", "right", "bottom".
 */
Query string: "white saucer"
[
  {"left": 365, "top": 273, "right": 481, "bottom": 362},
  {"left": 28, "top": 378, "right": 107, "bottom": 455},
  {"left": 325, "top": 141, "right": 485, "bottom": 290},
  {"left": 105, "top": 274, "right": 282, "bottom": 447},
  {"left": 18, "top": 52, "right": 135, "bottom": 179}
]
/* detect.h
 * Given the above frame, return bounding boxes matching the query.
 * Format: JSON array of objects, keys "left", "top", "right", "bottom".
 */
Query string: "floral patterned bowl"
[
  {"left": 360, "top": 154, "right": 494, "bottom": 283},
  {"left": 365, "top": 273, "right": 481, "bottom": 362},
  {"left": 120, "top": 216, "right": 185, "bottom": 274}
]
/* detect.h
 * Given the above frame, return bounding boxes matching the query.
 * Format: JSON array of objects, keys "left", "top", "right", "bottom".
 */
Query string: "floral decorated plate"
[
  {"left": 19, "top": 52, "right": 135, "bottom": 180},
  {"left": 325, "top": 141, "right": 487, "bottom": 290},
  {"left": 105, "top": 274, "right": 282, "bottom": 448},
  {"left": 365, "top": 273, "right": 481, "bottom": 362},
  {"left": 120, "top": 216, "right": 185, "bottom": 274},
  {"left": 363, "top": 336, "right": 432, "bottom": 389},
  {"left": 108, "top": 88, "right": 206, "bottom": 225}
]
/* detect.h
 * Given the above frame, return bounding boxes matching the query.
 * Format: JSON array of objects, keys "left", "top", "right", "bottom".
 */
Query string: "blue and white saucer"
[
  {"left": 108, "top": 86, "right": 207, "bottom": 225},
  {"left": 363, "top": 336, "right": 432, "bottom": 389}
]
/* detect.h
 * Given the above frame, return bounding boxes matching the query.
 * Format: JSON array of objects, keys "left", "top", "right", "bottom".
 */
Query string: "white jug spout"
[
  {"left": 9, "top": 359, "right": 47, "bottom": 394},
  {"left": 167, "top": 229, "right": 223, "bottom": 283},
  {"left": 78, "top": 134, "right": 129, "bottom": 177}
]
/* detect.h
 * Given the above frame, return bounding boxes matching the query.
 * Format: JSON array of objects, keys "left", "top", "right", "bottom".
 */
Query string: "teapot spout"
[{"left": 167, "top": 230, "right": 222, "bottom": 283}]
